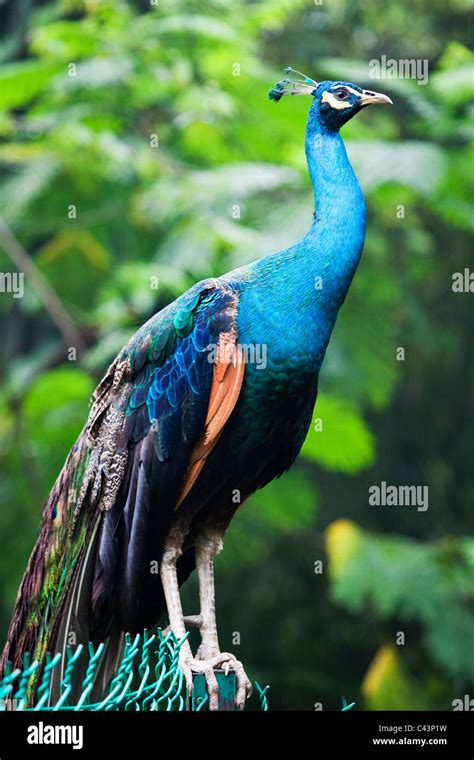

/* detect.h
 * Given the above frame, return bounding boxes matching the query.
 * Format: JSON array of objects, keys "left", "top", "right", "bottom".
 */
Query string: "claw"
[
  {"left": 178, "top": 658, "right": 195, "bottom": 699},
  {"left": 203, "top": 665, "right": 219, "bottom": 711},
  {"left": 179, "top": 650, "right": 252, "bottom": 711},
  {"left": 210, "top": 652, "right": 253, "bottom": 710},
  {"left": 179, "top": 654, "right": 221, "bottom": 710}
]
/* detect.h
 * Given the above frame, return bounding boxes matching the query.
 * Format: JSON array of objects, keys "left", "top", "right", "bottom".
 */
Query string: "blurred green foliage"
[{"left": 0, "top": 0, "right": 472, "bottom": 709}]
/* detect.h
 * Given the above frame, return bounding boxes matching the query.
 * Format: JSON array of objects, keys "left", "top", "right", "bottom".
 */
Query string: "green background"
[{"left": 0, "top": 0, "right": 472, "bottom": 710}]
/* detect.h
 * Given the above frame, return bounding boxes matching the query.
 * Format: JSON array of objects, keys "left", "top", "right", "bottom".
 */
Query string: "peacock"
[{"left": 1, "top": 69, "right": 392, "bottom": 710}]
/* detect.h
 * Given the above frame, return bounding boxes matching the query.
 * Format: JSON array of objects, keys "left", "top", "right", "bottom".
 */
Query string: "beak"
[{"left": 360, "top": 89, "right": 393, "bottom": 106}]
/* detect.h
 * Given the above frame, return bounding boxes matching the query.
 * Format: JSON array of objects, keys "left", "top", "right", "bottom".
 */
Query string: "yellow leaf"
[
  {"left": 325, "top": 519, "right": 362, "bottom": 578},
  {"left": 362, "top": 645, "right": 424, "bottom": 710}
]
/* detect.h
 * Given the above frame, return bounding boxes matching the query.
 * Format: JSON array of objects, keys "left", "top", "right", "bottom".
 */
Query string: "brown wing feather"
[{"left": 176, "top": 333, "right": 244, "bottom": 508}]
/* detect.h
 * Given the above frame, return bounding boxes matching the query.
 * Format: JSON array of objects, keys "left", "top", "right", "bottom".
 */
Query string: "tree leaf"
[{"left": 301, "top": 394, "right": 375, "bottom": 474}]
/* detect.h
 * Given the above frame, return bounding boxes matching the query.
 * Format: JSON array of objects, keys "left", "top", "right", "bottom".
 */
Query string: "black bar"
[{"left": 0, "top": 710, "right": 472, "bottom": 757}]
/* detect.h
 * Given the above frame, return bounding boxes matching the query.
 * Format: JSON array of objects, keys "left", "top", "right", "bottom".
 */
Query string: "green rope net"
[{"left": 0, "top": 629, "right": 269, "bottom": 711}]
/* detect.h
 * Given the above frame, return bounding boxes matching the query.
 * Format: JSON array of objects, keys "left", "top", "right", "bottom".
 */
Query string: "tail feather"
[{"left": 48, "top": 514, "right": 102, "bottom": 704}]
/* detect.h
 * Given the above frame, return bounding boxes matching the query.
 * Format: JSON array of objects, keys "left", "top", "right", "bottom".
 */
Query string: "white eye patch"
[
  {"left": 338, "top": 86, "right": 361, "bottom": 97},
  {"left": 321, "top": 91, "right": 353, "bottom": 110}
]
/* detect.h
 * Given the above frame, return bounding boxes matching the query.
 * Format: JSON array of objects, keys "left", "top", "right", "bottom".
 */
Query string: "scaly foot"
[{"left": 179, "top": 650, "right": 252, "bottom": 711}]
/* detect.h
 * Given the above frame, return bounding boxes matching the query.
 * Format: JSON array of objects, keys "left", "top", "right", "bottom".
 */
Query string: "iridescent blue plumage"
[{"left": 2, "top": 74, "right": 392, "bottom": 707}]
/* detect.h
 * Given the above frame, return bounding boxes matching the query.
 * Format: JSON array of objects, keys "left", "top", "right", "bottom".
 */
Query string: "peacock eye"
[{"left": 334, "top": 89, "right": 348, "bottom": 101}]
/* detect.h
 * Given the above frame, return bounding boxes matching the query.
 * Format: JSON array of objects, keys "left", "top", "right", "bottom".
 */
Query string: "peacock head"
[{"left": 269, "top": 67, "right": 392, "bottom": 132}]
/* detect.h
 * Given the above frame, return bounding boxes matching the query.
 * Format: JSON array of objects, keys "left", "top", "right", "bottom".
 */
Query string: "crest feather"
[{"left": 269, "top": 67, "right": 318, "bottom": 102}]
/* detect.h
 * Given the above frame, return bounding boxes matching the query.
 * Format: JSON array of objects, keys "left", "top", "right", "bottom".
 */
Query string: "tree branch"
[{"left": 0, "top": 217, "right": 86, "bottom": 354}]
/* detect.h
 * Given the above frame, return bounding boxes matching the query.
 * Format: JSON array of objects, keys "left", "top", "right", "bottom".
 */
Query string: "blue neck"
[
  {"left": 304, "top": 120, "right": 366, "bottom": 240},
  {"left": 273, "top": 121, "right": 366, "bottom": 307},
  {"left": 235, "top": 117, "right": 367, "bottom": 371}
]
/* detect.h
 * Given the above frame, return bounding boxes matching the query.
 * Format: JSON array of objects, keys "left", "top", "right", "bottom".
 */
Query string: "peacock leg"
[
  {"left": 193, "top": 527, "right": 253, "bottom": 710},
  {"left": 194, "top": 530, "right": 222, "bottom": 660},
  {"left": 159, "top": 525, "right": 221, "bottom": 710}
]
